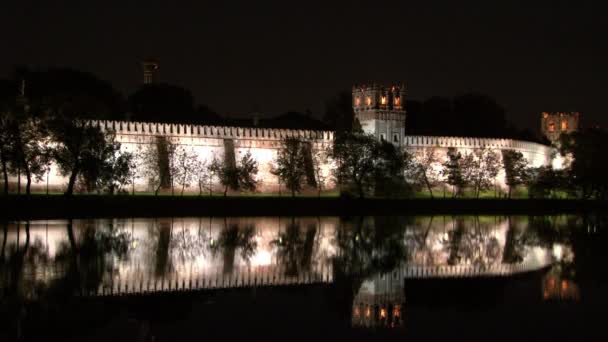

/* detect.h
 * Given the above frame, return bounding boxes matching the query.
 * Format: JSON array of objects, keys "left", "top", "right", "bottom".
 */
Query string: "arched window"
[
  {"left": 366, "top": 96, "right": 372, "bottom": 106},
  {"left": 355, "top": 97, "right": 361, "bottom": 106},
  {"left": 548, "top": 122, "right": 555, "bottom": 132},
  {"left": 561, "top": 121, "right": 568, "bottom": 131},
  {"left": 394, "top": 96, "right": 401, "bottom": 106},
  {"left": 393, "top": 134, "right": 399, "bottom": 143},
  {"left": 381, "top": 96, "right": 387, "bottom": 105}
]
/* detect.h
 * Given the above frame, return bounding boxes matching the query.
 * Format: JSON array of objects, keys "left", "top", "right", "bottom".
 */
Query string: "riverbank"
[{"left": 1, "top": 195, "right": 606, "bottom": 219}]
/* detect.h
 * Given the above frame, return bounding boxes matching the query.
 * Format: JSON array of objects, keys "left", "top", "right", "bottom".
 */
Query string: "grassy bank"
[{"left": 0, "top": 194, "right": 606, "bottom": 219}]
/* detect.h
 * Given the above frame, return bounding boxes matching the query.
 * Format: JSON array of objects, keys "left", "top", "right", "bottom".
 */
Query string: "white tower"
[{"left": 352, "top": 83, "right": 406, "bottom": 145}]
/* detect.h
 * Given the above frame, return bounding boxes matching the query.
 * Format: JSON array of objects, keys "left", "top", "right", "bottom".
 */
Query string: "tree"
[
  {"left": 172, "top": 146, "right": 197, "bottom": 195},
  {"left": 193, "top": 157, "right": 213, "bottom": 196},
  {"left": 472, "top": 148, "right": 501, "bottom": 198},
  {"left": 502, "top": 150, "right": 529, "bottom": 198},
  {"left": 128, "top": 84, "right": 196, "bottom": 124},
  {"left": 209, "top": 151, "right": 258, "bottom": 196},
  {"left": 139, "top": 138, "right": 172, "bottom": 196},
  {"left": 312, "top": 147, "right": 330, "bottom": 198},
  {"left": 0, "top": 112, "right": 13, "bottom": 194},
  {"left": 330, "top": 133, "right": 377, "bottom": 198},
  {"left": 237, "top": 151, "right": 259, "bottom": 193},
  {"left": 49, "top": 118, "right": 114, "bottom": 196},
  {"left": 559, "top": 129, "right": 608, "bottom": 199},
  {"left": 96, "top": 147, "right": 135, "bottom": 194},
  {"left": 409, "top": 146, "right": 440, "bottom": 198},
  {"left": 272, "top": 137, "right": 308, "bottom": 197},
  {"left": 5, "top": 116, "right": 51, "bottom": 195},
  {"left": 441, "top": 148, "right": 465, "bottom": 197},
  {"left": 323, "top": 91, "right": 357, "bottom": 134},
  {"left": 373, "top": 141, "right": 410, "bottom": 198},
  {"left": 528, "top": 166, "right": 568, "bottom": 199}
]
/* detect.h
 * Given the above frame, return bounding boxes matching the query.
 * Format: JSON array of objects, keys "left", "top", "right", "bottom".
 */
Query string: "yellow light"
[
  {"left": 366, "top": 96, "right": 371, "bottom": 106},
  {"left": 394, "top": 96, "right": 400, "bottom": 105},
  {"left": 380, "top": 308, "right": 387, "bottom": 319},
  {"left": 365, "top": 307, "right": 371, "bottom": 318},
  {"left": 381, "top": 96, "right": 387, "bottom": 105},
  {"left": 561, "top": 121, "right": 568, "bottom": 130},
  {"left": 355, "top": 97, "right": 361, "bottom": 106}
]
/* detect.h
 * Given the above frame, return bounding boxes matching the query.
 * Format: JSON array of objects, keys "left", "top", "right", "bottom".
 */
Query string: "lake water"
[{"left": 1, "top": 215, "right": 606, "bottom": 341}]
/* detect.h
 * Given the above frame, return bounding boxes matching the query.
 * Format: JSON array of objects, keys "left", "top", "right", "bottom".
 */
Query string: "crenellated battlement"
[
  {"left": 88, "top": 120, "right": 335, "bottom": 141},
  {"left": 403, "top": 135, "right": 551, "bottom": 152}
]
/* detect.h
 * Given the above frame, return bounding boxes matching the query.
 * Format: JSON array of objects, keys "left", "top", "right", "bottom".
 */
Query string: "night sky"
[{"left": 1, "top": 0, "right": 606, "bottom": 130}]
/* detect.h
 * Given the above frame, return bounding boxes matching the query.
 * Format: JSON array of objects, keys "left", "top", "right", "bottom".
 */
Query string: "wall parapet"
[
  {"left": 87, "top": 119, "right": 335, "bottom": 142},
  {"left": 403, "top": 135, "right": 553, "bottom": 154}
]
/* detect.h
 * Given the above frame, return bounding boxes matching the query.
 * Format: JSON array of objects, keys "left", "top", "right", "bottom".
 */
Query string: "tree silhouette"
[{"left": 272, "top": 137, "right": 308, "bottom": 197}]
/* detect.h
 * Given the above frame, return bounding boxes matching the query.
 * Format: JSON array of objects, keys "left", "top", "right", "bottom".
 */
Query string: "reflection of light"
[
  {"left": 365, "top": 307, "right": 371, "bottom": 318},
  {"left": 553, "top": 244, "right": 563, "bottom": 261},
  {"left": 251, "top": 250, "right": 272, "bottom": 266},
  {"left": 380, "top": 308, "right": 387, "bottom": 319},
  {"left": 393, "top": 305, "right": 401, "bottom": 318}
]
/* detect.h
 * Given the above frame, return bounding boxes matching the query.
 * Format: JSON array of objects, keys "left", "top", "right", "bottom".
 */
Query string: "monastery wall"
[{"left": 8, "top": 120, "right": 556, "bottom": 195}]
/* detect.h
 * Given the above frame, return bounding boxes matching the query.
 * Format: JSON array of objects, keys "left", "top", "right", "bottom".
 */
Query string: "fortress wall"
[
  {"left": 403, "top": 135, "right": 555, "bottom": 190},
  {"left": 7, "top": 120, "right": 555, "bottom": 194}
]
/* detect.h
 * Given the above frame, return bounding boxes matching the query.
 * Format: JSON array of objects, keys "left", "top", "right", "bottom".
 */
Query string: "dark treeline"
[
  {"left": 405, "top": 95, "right": 543, "bottom": 142},
  {"left": 1, "top": 67, "right": 542, "bottom": 139}
]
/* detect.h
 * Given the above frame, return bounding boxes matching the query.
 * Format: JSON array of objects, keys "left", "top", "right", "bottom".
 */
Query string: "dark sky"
[{"left": 1, "top": 0, "right": 606, "bottom": 131}]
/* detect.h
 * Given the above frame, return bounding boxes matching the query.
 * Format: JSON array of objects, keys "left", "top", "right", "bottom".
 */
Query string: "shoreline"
[{"left": 0, "top": 195, "right": 606, "bottom": 219}]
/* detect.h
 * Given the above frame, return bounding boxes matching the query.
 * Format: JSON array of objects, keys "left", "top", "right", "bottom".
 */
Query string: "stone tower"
[
  {"left": 541, "top": 112, "right": 579, "bottom": 144},
  {"left": 142, "top": 58, "right": 160, "bottom": 85},
  {"left": 352, "top": 84, "right": 406, "bottom": 145}
]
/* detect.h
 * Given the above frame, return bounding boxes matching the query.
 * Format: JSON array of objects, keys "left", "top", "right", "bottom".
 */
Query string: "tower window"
[
  {"left": 380, "top": 134, "right": 386, "bottom": 141},
  {"left": 561, "top": 121, "right": 568, "bottom": 131},
  {"left": 355, "top": 97, "right": 360, "bottom": 106},
  {"left": 394, "top": 96, "right": 401, "bottom": 106},
  {"left": 393, "top": 134, "right": 399, "bottom": 142},
  {"left": 366, "top": 96, "right": 372, "bottom": 106},
  {"left": 381, "top": 96, "right": 387, "bottom": 105},
  {"left": 548, "top": 122, "right": 555, "bottom": 132}
]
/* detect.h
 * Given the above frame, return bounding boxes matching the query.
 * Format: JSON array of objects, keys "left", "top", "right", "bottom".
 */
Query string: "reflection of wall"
[{"left": 1, "top": 216, "right": 560, "bottom": 297}]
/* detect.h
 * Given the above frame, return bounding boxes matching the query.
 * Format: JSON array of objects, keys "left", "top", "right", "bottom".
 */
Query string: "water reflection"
[{"left": 0, "top": 215, "right": 583, "bottom": 336}]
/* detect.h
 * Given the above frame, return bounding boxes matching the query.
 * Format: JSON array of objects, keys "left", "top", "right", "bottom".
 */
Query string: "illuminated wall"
[{"left": 6, "top": 120, "right": 557, "bottom": 194}]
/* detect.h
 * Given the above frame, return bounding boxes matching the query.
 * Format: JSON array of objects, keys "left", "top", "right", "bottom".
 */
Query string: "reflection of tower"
[
  {"left": 540, "top": 112, "right": 579, "bottom": 144},
  {"left": 142, "top": 58, "right": 160, "bottom": 85},
  {"left": 352, "top": 270, "right": 405, "bottom": 329},
  {"left": 352, "top": 83, "right": 407, "bottom": 145}
]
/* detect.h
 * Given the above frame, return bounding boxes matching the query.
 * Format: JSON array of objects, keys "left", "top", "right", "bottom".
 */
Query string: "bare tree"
[
  {"left": 409, "top": 146, "right": 440, "bottom": 198},
  {"left": 472, "top": 148, "right": 501, "bottom": 198},
  {"left": 312, "top": 147, "right": 329, "bottom": 198},
  {"left": 172, "top": 146, "right": 197, "bottom": 195},
  {"left": 193, "top": 156, "right": 212, "bottom": 196}
]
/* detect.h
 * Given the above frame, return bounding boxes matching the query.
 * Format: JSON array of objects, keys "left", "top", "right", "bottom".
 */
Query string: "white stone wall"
[{"left": 7, "top": 120, "right": 556, "bottom": 194}]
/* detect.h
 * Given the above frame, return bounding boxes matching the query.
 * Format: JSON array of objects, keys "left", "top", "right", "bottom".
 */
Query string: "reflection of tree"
[
  {"left": 154, "top": 220, "right": 172, "bottom": 278},
  {"left": 334, "top": 216, "right": 408, "bottom": 280},
  {"left": 54, "top": 219, "right": 131, "bottom": 294},
  {"left": 272, "top": 219, "right": 318, "bottom": 276},
  {"left": 441, "top": 216, "right": 502, "bottom": 268},
  {"left": 211, "top": 221, "right": 257, "bottom": 274},
  {"left": 169, "top": 219, "right": 208, "bottom": 264}
]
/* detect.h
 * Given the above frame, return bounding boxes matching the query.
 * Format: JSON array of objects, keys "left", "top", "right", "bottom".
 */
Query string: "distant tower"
[
  {"left": 352, "top": 83, "right": 407, "bottom": 145},
  {"left": 142, "top": 58, "right": 160, "bottom": 85},
  {"left": 541, "top": 112, "right": 580, "bottom": 144}
]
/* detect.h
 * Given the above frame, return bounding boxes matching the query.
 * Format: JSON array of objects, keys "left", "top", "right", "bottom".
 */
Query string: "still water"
[{"left": 1, "top": 215, "right": 606, "bottom": 341}]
